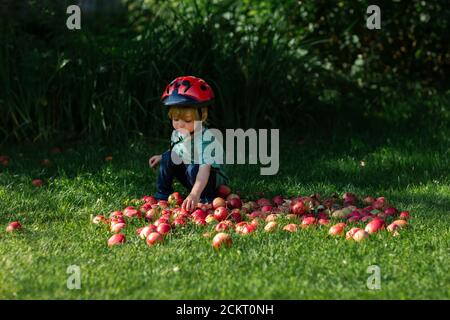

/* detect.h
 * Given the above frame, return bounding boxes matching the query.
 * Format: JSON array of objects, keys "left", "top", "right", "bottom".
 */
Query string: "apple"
[
  {"left": 155, "top": 215, "right": 170, "bottom": 226},
  {"left": 142, "top": 195, "right": 157, "bottom": 204},
  {"left": 392, "top": 219, "right": 408, "bottom": 228},
  {"left": 399, "top": 211, "right": 410, "bottom": 220},
  {"left": 205, "top": 214, "right": 216, "bottom": 223},
  {"left": 227, "top": 198, "right": 242, "bottom": 209},
  {"left": 384, "top": 207, "right": 398, "bottom": 217},
  {"left": 387, "top": 223, "right": 399, "bottom": 233},
  {"left": 123, "top": 206, "right": 141, "bottom": 218},
  {"left": 108, "top": 234, "right": 126, "bottom": 246},
  {"left": 111, "top": 222, "right": 126, "bottom": 233},
  {"left": 203, "top": 232, "right": 213, "bottom": 238},
  {"left": 139, "top": 203, "right": 154, "bottom": 214},
  {"left": 260, "top": 205, "right": 273, "bottom": 213},
  {"left": 145, "top": 208, "right": 160, "bottom": 221},
  {"left": 235, "top": 222, "right": 249, "bottom": 234},
  {"left": 146, "top": 232, "right": 163, "bottom": 246},
  {"left": 272, "top": 195, "right": 285, "bottom": 206},
  {"left": 157, "top": 200, "right": 169, "bottom": 208},
  {"left": 342, "top": 192, "right": 357, "bottom": 206},
  {"left": 226, "top": 193, "right": 240, "bottom": 201},
  {"left": 352, "top": 229, "right": 369, "bottom": 242},
  {"left": 347, "top": 216, "right": 361, "bottom": 223},
  {"left": 363, "top": 196, "right": 375, "bottom": 205},
  {"left": 192, "top": 209, "right": 207, "bottom": 220},
  {"left": 290, "top": 200, "right": 306, "bottom": 215},
  {"left": 265, "top": 214, "right": 279, "bottom": 222},
  {"left": 286, "top": 214, "right": 299, "bottom": 220},
  {"left": 92, "top": 215, "right": 106, "bottom": 224},
  {"left": 109, "top": 210, "right": 123, "bottom": 218},
  {"left": 195, "top": 218, "right": 207, "bottom": 226},
  {"left": 365, "top": 218, "right": 385, "bottom": 234},
  {"left": 346, "top": 227, "right": 361, "bottom": 240},
  {"left": 32, "top": 179, "right": 43, "bottom": 187},
  {"left": 264, "top": 221, "right": 278, "bottom": 232},
  {"left": 212, "top": 233, "right": 232, "bottom": 249},
  {"left": 372, "top": 197, "right": 386, "bottom": 210},
  {"left": 6, "top": 221, "right": 22, "bottom": 232},
  {"left": 318, "top": 218, "right": 330, "bottom": 226},
  {"left": 215, "top": 221, "right": 232, "bottom": 232},
  {"left": 172, "top": 218, "right": 186, "bottom": 228},
  {"left": 328, "top": 224, "right": 345, "bottom": 236},
  {"left": 140, "top": 225, "right": 157, "bottom": 239},
  {"left": 214, "top": 207, "right": 228, "bottom": 222},
  {"left": 168, "top": 192, "right": 183, "bottom": 206},
  {"left": 217, "top": 185, "right": 231, "bottom": 199},
  {"left": 256, "top": 198, "right": 272, "bottom": 207},
  {"left": 242, "top": 201, "right": 257, "bottom": 211},
  {"left": 360, "top": 215, "right": 373, "bottom": 222},
  {"left": 213, "top": 197, "right": 226, "bottom": 209},
  {"left": 156, "top": 223, "right": 171, "bottom": 235},
  {"left": 248, "top": 211, "right": 263, "bottom": 219},
  {"left": 283, "top": 224, "right": 298, "bottom": 232},
  {"left": 301, "top": 217, "right": 317, "bottom": 229},
  {"left": 230, "top": 209, "right": 242, "bottom": 223}
]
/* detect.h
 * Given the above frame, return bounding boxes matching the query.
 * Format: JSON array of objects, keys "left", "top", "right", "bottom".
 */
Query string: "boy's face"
[
  {"left": 172, "top": 116, "right": 195, "bottom": 134},
  {"left": 170, "top": 107, "right": 203, "bottom": 135}
]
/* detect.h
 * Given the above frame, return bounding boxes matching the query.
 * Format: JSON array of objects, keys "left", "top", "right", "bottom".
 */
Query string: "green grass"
[{"left": 0, "top": 134, "right": 449, "bottom": 299}]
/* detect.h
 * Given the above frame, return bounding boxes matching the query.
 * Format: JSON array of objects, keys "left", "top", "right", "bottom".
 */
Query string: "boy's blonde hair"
[{"left": 168, "top": 106, "right": 208, "bottom": 122}]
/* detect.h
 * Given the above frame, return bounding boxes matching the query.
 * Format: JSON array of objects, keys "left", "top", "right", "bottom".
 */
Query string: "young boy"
[{"left": 149, "top": 76, "right": 228, "bottom": 212}]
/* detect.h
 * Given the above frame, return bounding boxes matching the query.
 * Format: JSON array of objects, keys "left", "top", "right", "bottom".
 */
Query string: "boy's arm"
[{"left": 182, "top": 164, "right": 211, "bottom": 211}]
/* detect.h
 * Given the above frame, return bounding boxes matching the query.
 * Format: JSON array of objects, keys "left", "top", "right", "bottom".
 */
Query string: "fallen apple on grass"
[
  {"left": 32, "top": 179, "right": 44, "bottom": 187},
  {"left": 214, "top": 207, "right": 228, "bottom": 222},
  {"left": 146, "top": 232, "right": 163, "bottom": 246},
  {"left": 108, "top": 234, "right": 126, "bottom": 247},
  {"left": 352, "top": 229, "right": 369, "bottom": 242},
  {"left": 212, "top": 233, "right": 233, "bottom": 249},
  {"left": 140, "top": 225, "right": 157, "bottom": 239},
  {"left": 283, "top": 224, "right": 298, "bottom": 233},
  {"left": 264, "top": 221, "right": 278, "bottom": 232},
  {"left": 365, "top": 218, "right": 385, "bottom": 234},
  {"left": 111, "top": 222, "right": 126, "bottom": 233},
  {"left": 6, "top": 221, "right": 22, "bottom": 232},
  {"left": 156, "top": 223, "right": 171, "bottom": 235}
]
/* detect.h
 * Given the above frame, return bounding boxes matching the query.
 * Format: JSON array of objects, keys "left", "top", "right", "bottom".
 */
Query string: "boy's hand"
[
  {"left": 149, "top": 155, "right": 162, "bottom": 169},
  {"left": 182, "top": 193, "right": 200, "bottom": 212}
]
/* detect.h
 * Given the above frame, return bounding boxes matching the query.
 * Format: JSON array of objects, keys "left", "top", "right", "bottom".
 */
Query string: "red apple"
[
  {"left": 265, "top": 214, "right": 279, "bottom": 222},
  {"left": 399, "top": 211, "right": 410, "bottom": 220},
  {"left": 214, "top": 207, "right": 228, "bottom": 222},
  {"left": 146, "top": 232, "right": 163, "bottom": 246},
  {"left": 256, "top": 198, "right": 272, "bottom": 207},
  {"left": 157, "top": 200, "right": 169, "bottom": 208},
  {"left": 346, "top": 227, "right": 361, "bottom": 240},
  {"left": 215, "top": 221, "right": 233, "bottom": 232},
  {"left": 217, "top": 185, "right": 231, "bottom": 199},
  {"left": 283, "top": 224, "right": 298, "bottom": 232},
  {"left": 145, "top": 208, "right": 160, "bottom": 221},
  {"left": 32, "top": 179, "right": 43, "bottom": 187},
  {"left": 301, "top": 217, "right": 317, "bottom": 229},
  {"left": 123, "top": 206, "right": 141, "bottom": 218},
  {"left": 142, "top": 195, "right": 157, "bottom": 204},
  {"left": 290, "top": 200, "right": 306, "bottom": 215},
  {"left": 111, "top": 222, "right": 126, "bottom": 233},
  {"left": 365, "top": 218, "right": 385, "bottom": 234},
  {"left": 212, "top": 233, "right": 232, "bottom": 249},
  {"left": 384, "top": 207, "right": 398, "bottom": 217},
  {"left": 108, "top": 234, "right": 126, "bottom": 246},
  {"left": 329, "top": 224, "right": 345, "bottom": 236},
  {"left": 318, "top": 218, "right": 330, "bottom": 226},
  {"left": 140, "top": 225, "right": 157, "bottom": 239},
  {"left": 227, "top": 198, "right": 242, "bottom": 209},
  {"left": 6, "top": 221, "right": 22, "bottom": 232},
  {"left": 156, "top": 223, "right": 171, "bottom": 235},
  {"left": 392, "top": 219, "right": 408, "bottom": 228},
  {"left": 230, "top": 209, "right": 242, "bottom": 223},
  {"left": 272, "top": 195, "right": 284, "bottom": 206},
  {"left": 195, "top": 218, "right": 207, "bottom": 226},
  {"left": 260, "top": 205, "right": 273, "bottom": 213}
]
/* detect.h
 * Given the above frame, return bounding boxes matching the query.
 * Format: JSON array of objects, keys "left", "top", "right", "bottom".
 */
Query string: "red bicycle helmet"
[{"left": 161, "top": 76, "right": 215, "bottom": 107}]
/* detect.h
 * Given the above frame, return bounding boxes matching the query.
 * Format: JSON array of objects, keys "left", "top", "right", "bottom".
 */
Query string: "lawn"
[{"left": 0, "top": 133, "right": 449, "bottom": 299}]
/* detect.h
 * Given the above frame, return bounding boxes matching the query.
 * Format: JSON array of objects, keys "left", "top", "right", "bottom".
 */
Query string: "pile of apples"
[{"left": 92, "top": 186, "right": 411, "bottom": 249}]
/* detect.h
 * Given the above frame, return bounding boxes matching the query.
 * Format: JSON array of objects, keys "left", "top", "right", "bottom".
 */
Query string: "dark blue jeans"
[{"left": 154, "top": 151, "right": 216, "bottom": 203}]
